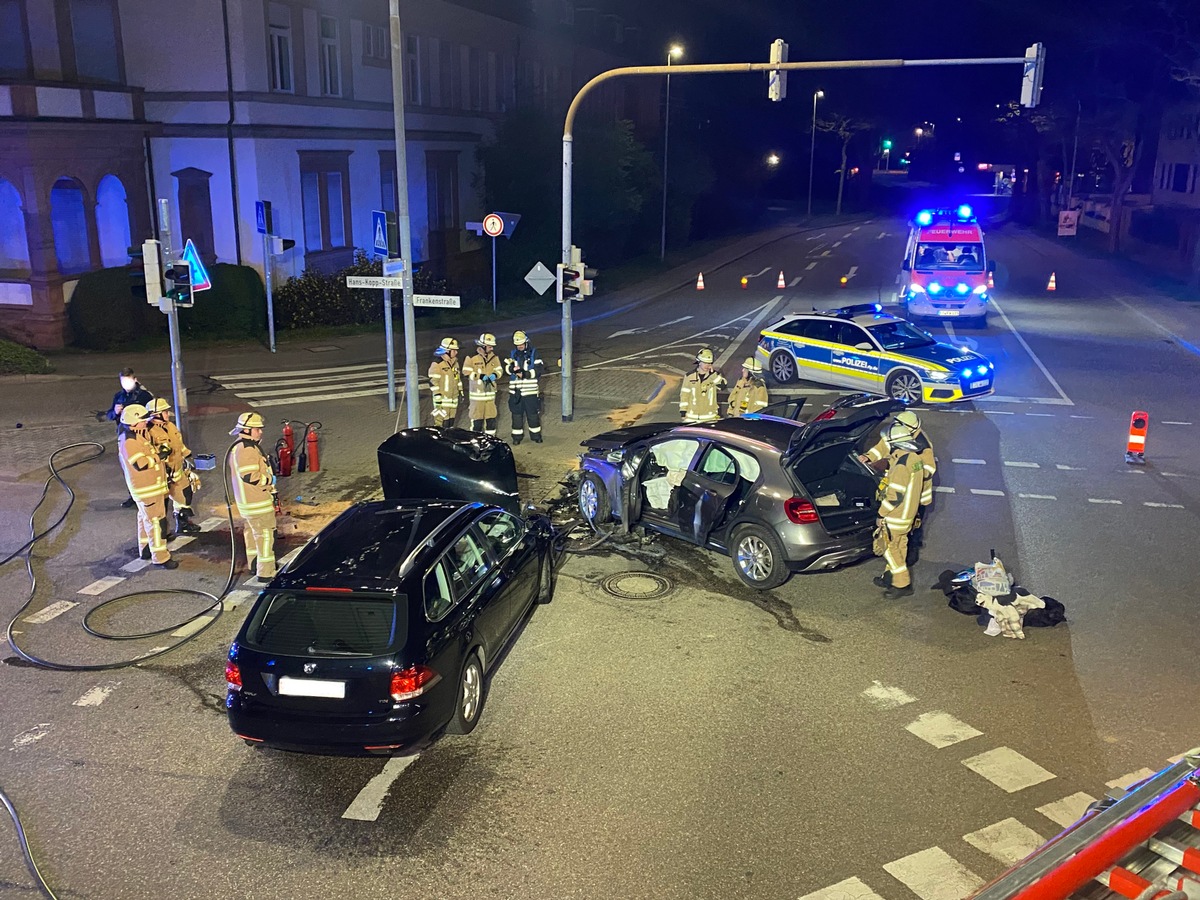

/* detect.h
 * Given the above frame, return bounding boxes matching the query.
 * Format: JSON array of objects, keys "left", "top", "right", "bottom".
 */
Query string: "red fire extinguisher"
[
  {"left": 275, "top": 437, "right": 293, "bottom": 477},
  {"left": 281, "top": 420, "right": 295, "bottom": 457},
  {"left": 305, "top": 422, "right": 321, "bottom": 473}
]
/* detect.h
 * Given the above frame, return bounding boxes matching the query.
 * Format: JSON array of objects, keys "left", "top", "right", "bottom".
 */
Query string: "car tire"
[
  {"left": 730, "top": 523, "right": 790, "bottom": 590},
  {"left": 447, "top": 652, "right": 485, "bottom": 735},
  {"left": 578, "top": 472, "right": 611, "bottom": 527},
  {"left": 536, "top": 551, "right": 554, "bottom": 604},
  {"left": 885, "top": 369, "right": 923, "bottom": 405},
  {"left": 768, "top": 350, "right": 798, "bottom": 385}
]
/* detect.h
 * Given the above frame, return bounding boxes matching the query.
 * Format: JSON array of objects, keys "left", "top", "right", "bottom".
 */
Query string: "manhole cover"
[{"left": 600, "top": 572, "right": 673, "bottom": 600}]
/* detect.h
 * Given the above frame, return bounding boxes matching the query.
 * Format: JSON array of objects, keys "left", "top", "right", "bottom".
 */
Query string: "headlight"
[
  {"left": 960, "top": 368, "right": 973, "bottom": 378},
  {"left": 929, "top": 282, "right": 943, "bottom": 294},
  {"left": 972, "top": 285, "right": 988, "bottom": 294},
  {"left": 908, "top": 283, "right": 926, "bottom": 294},
  {"left": 977, "top": 365, "right": 988, "bottom": 375},
  {"left": 927, "top": 370, "right": 953, "bottom": 382}
]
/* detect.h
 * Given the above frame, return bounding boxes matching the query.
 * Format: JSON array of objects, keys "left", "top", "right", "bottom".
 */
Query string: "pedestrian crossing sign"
[
  {"left": 180, "top": 239, "right": 212, "bottom": 292},
  {"left": 372, "top": 210, "right": 396, "bottom": 258}
]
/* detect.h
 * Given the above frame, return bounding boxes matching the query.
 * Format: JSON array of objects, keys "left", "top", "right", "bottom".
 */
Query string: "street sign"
[
  {"left": 382, "top": 258, "right": 406, "bottom": 276},
  {"left": 482, "top": 213, "right": 505, "bottom": 238},
  {"left": 372, "top": 210, "right": 397, "bottom": 258},
  {"left": 255, "top": 200, "right": 271, "bottom": 235},
  {"left": 346, "top": 275, "right": 405, "bottom": 289},
  {"left": 525, "top": 261, "right": 556, "bottom": 295},
  {"left": 413, "top": 294, "right": 461, "bottom": 308},
  {"left": 179, "top": 239, "right": 212, "bottom": 292},
  {"left": 1057, "top": 209, "right": 1079, "bottom": 237}
]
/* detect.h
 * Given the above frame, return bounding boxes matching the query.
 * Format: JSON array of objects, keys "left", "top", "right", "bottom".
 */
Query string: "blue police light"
[
  {"left": 957, "top": 204, "right": 973, "bottom": 220},
  {"left": 988, "top": 361, "right": 994, "bottom": 369},
  {"left": 977, "top": 365, "right": 988, "bottom": 375},
  {"left": 955, "top": 283, "right": 970, "bottom": 295},
  {"left": 961, "top": 368, "right": 973, "bottom": 378},
  {"left": 928, "top": 282, "right": 943, "bottom": 294},
  {"left": 873, "top": 303, "right": 882, "bottom": 312},
  {"left": 915, "top": 210, "right": 934, "bottom": 226}
]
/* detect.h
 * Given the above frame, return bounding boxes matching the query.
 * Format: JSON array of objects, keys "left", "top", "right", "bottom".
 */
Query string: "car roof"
[
  {"left": 275, "top": 500, "right": 479, "bottom": 592},
  {"left": 673, "top": 416, "right": 800, "bottom": 452},
  {"left": 771, "top": 307, "right": 904, "bottom": 329}
]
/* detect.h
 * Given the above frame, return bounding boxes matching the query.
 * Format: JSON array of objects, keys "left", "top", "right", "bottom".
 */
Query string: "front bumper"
[
  {"left": 905, "top": 294, "right": 988, "bottom": 319},
  {"left": 922, "top": 377, "right": 994, "bottom": 403}
]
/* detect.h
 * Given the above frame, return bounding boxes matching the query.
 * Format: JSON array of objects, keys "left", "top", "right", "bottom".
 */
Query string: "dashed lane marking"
[
  {"left": 11, "top": 724, "right": 52, "bottom": 751},
  {"left": 342, "top": 754, "right": 421, "bottom": 821},
  {"left": 970, "top": 489, "right": 1005, "bottom": 496},
  {"left": 24, "top": 600, "right": 79, "bottom": 623},
  {"left": 1036, "top": 792, "right": 1097, "bottom": 828},
  {"left": 799, "top": 877, "right": 886, "bottom": 900},
  {"left": 806, "top": 231, "right": 827, "bottom": 240},
  {"left": 135, "top": 645, "right": 171, "bottom": 662},
  {"left": 934, "top": 486, "right": 955, "bottom": 494},
  {"left": 1162, "top": 421, "right": 1193, "bottom": 425},
  {"left": 1018, "top": 493, "right": 1057, "bottom": 500},
  {"left": 862, "top": 681, "right": 917, "bottom": 709},
  {"left": 1145, "top": 502, "right": 1185, "bottom": 509},
  {"left": 1069, "top": 415, "right": 1094, "bottom": 419},
  {"left": 222, "top": 590, "right": 257, "bottom": 610},
  {"left": 166, "top": 535, "right": 195, "bottom": 551},
  {"left": 1106, "top": 768, "right": 1158, "bottom": 791},
  {"left": 788, "top": 276, "right": 802, "bottom": 287},
  {"left": 1003, "top": 461, "right": 1040, "bottom": 468},
  {"left": 1162, "top": 472, "right": 1190, "bottom": 478},
  {"left": 120, "top": 559, "right": 150, "bottom": 574},
  {"left": 984, "top": 410, "right": 1015, "bottom": 415},
  {"left": 962, "top": 747, "right": 1056, "bottom": 793},
  {"left": 883, "top": 847, "right": 983, "bottom": 900},
  {"left": 952, "top": 458, "right": 986, "bottom": 465},
  {"left": 1025, "top": 412, "right": 1054, "bottom": 417},
  {"left": 197, "top": 516, "right": 226, "bottom": 532},
  {"left": 1087, "top": 498, "right": 1122, "bottom": 505},
  {"left": 821, "top": 250, "right": 832, "bottom": 257},
  {"left": 832, "top": 241, "right": 843, "bottom": 248},
  {"left": 843, "top": 232, "right": 855, "bottom": 238},
  {"left": 171, "top": 614, "right": 217, "bottom": 639},
  {"left": 78, "top": 577, "right": 125, "bottom": 596},
  {"left": 904, "top": 711, "right": 983, "bottom": 749},
  {"left": 805, "top": 261, "right": 819, "bottom": 270},
  {"left": 1056, "top": 464, "right": 1085, "bottom": 471},
  {"left": 964, "top": 818, "right": 1046, "bottom": 866},
  {"left": 877, "top": 231, "right": 888, "bottom": 239},
  {"left": 73, "top": 682, "right": 120, "bottom": 707}
]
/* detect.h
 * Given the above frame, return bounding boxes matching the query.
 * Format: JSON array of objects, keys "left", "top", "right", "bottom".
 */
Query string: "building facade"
[{"left": 0, "top": 0, "right": 656, "bottom": 348}]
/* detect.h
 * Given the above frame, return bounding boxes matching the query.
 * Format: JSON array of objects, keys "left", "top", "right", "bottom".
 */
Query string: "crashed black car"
[{"left": 577, "top": 395, "right": 898, "bottom": 589}]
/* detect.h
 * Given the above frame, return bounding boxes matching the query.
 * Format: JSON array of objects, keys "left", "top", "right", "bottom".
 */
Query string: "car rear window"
[{"left": 242, "top": 592, "right": 403, "bottom": 656}]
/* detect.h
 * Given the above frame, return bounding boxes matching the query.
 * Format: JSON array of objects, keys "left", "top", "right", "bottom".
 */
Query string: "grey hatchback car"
[{"left": 577, "top": 394, "right": 898, "bottom": 589}]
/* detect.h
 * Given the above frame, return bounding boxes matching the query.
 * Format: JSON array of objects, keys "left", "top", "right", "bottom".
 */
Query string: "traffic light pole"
[
  {"left": 389, "top": 0, "right": 420, "bottom": 428},
  {"left": 559, "top": 49, "right": 1038, "bottom": 422},
  {"left": 156, "top": 197, "right": 189, "bottom": 444},
  {"left": 263, "top": 233, "right": 276, "bottom": 353}
]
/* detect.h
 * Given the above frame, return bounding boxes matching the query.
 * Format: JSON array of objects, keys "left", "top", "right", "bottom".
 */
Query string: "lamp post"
[
  {"left": 767, "top": 153, "right": 780, "bottom": 167},
  {"left": 660, "top": 44, "right": 683, "bottom": 262},
  {"left": 914, "top": 126, "right": 925, "bottom": 148},
  {"left": 807, "top": 89, "right": 823, "bottom": 217}
]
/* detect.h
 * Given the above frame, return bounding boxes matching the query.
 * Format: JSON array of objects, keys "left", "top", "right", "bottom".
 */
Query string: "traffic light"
[
  {"left": 882, "top": 139, "right": 892, "bottom": 150},
  {"left": 166, "top": 260, "right": 193, "bottom": 307},
  {"left": 1020, "top": 42, "right": 1046, "bottom": 108},
  {"left": 131, "top": 239, "right": 164, "bottom": 305},
  {"left": 768, "top": 38, "right": 788, "bottom": 102},
  {"left": 558, "top": 262, "right": 583, "bottom": 302}
]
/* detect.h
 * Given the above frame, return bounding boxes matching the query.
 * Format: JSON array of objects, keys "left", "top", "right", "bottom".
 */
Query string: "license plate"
[
  {"left": 279, "top": 676, "right": 346, "bottom": 699},
  {"left": 969, "top": 380, "right": 989, "bottom": 390},
  {"left": 938, "top": 309, "right": 960, "bottom": 316}
]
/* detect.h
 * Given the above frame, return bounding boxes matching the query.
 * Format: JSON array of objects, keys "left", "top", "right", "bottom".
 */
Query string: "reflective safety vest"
[
  {"left": 680, "top": 370, "right": 726, "bottom": 422},
  {"left": 148, "top": 419, "right": 190, "bottom": 479},
  {"left": 866, "top": 433, "right": 936, "bottom": 505},
  {"left": 428, "top": 357, "right": 463, "bottom": 408},
  {"left": 879, "top": 450, "right": 923, "bottom": 534},
  {"left": 229, "top": 438, "right": 275, "bottom": 517},
  {"left": 505, "top": 346, "right": 544, "bottom": 398},
  {"left": 727, "top": 376, "right": 768, "bottom": 417},
  {"left": 119, "top": 431, "right": 168, "bottom": 502},
  {"left": 463, "top": 351, "right": 503, "bottom": 403}
]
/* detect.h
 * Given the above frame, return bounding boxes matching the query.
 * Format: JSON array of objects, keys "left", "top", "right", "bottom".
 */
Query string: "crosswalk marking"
[
  {"left": 883, "top": 847, "right": 982, "bottom": 900},
  {"left": 799, "top": 877, "right": 886, "bottom": 900},
  {"left": 1036, "top": 792, "right": 1096, "bottom": 828},
  {"left": 214, "top": 369, "right": 392, "bottom": 390},
  {"left": 1106, "top": 768, "right": 1157, "bottom": 791},
  {"left": 905, "top": 711, "right": 982, "bottom": 749},
  {"left": 962, "top": 747, "right": 1056, "bottom": 793},
  {"left": 964, "top": 818, "right": 1046, "bottom": 865},
  {"left": 861, "top": 681, "right": 917, "bottom": 709},
  {"left": 217, "top": 362, "right": 383, "bottom": 380},
  {"left": 210, "top": 363, "right": 419, "bottom": 408}
]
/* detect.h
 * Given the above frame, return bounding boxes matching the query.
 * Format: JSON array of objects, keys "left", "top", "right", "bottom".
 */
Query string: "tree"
[{"left": 815, "top": 114, "right": 872, "bottom": 215}]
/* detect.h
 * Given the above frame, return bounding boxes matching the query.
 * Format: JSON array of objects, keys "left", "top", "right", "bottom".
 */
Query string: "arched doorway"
[
  {"left": 50, "top": 176, "right": 93, "bottom": 275},
  {"left": 95, "top": 174, "right": 131, "bottom": 268},
  {"left": 0, "top": 177, "right": 30, "bottom": 272}
]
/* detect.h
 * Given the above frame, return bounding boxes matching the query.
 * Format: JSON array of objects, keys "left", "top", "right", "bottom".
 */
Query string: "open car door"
[{"left": 675, "top": 443, "right": 743, "bottom": 546}]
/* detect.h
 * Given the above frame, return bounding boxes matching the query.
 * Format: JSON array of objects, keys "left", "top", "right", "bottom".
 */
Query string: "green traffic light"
[{"left": 882, "top": 139, "right": 892, "bottom": 149}]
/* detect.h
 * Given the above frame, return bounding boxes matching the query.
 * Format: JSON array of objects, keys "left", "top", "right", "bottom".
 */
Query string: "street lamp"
[
  {"left": 767, "top": 153, "right": 780, "bottom": 167},
  {"left": 660, "top": 43, "right": 683, "bottom": 261},
  {"left": 807, "top": 89, "right": 823, "bottom": 217},
  {"left": 914, "top": 126, "right": 925, "bottom": 148}
]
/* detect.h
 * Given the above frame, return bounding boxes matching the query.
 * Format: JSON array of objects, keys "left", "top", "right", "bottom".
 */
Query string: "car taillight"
[
  {"left": 390, "top": 665, "right": 438, "bottom": 702},
  {"left": 225, "top": 661, "right": 242, "bottom": 692},
  {"left": 812, "top": 408, "right": 837, "bottom": 422},
  {"left": 785, "top": 497, "right": 819, "bottom": 524}
]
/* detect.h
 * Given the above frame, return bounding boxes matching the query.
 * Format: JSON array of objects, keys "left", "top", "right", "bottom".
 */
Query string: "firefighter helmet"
[
  {"left": 742, "top": 357, "right": 763, "bottom": 375},
  {"left": 146, "top": 398, "right": 171, "bottom": 414},
  {"left": 477, "top": 333, "right": 497, "bottom": 348},
  {"left": 119, "top": 404, "right": 150, "bottom": 427},
  {"left": 230, "top": 411, "right": 265, "bottom": 435},
  {"left": 895, "top": 409, "right": 922, "bottom": 436},
  {"left": 696, "top": 348, "right": 715, "bottom": 365},
  {"left": 440, "top": 337, "right": 458, "bottom": 351},
  {"left": 513, "top": 330, "right": 529, "bottom": 345},
  {"left": 884, "top": 420, "right": 919, "bottom": 450}
]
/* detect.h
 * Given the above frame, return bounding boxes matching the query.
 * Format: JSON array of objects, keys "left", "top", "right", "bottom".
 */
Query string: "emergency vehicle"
[{"left": 900, "top": 205, "right": 996, "bottom": 327}]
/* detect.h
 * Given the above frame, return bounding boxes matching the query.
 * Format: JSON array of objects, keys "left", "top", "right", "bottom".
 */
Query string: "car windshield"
[
  {"left": 243, "top": 591, "right": 402, "bottom": 656},
  {"left": 914, "top": 242, "right": 984, "bottom": 271},
  {"left": 866, "top": 320, "right": 936, "bottom": 351}
]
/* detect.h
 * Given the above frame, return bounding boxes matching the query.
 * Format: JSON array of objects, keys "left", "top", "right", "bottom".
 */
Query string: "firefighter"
[
  {"left": 726, "top": 357, "right": 769, "bottom": 417},
  {"left": 428, "top": 337, "right": 463, "bottom": 428},
  {"left": 679, "top": 348, "right": 727, "bottom": 424},
  {"left": 117, "top": 404, "right": 177, "bottom": 569},
  {"left": 873, "top": 421, "right": 924, "bottom": 599},
  {"left": 146, "top": 398, "right": 200, "bottom": 535},
  {"left": 228, "top": 412, "right": 277, "bottom": 583},
  {"left": 861, "top": 410, "right": 936, "bottom": 563},
  {"left": 107, "top": 367, "right": 154, "bottom": 508},
  {"left": 462, "top": 333, "right": 504, "bottom": 435},
  {"left": 505, "top": 330, "right": 545, "bottom": 444}
]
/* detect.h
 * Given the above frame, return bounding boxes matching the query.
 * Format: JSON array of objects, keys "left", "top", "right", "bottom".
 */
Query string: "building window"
[
  {"left": 299, "top": 152, "right": 352, "bottom": 255},
  {"left": 1172, "top": 163, "right": 1190, "bottom": 193},
  {"left": 439, "top": 40, "right": 460, "bottom": 109},
  {"left": 406, "top": 34, "right": 423, "bottom": 105},
  {"left": 380, "top": 152, "right": 398, "bottom": 214},
  {"left": 468, "top": 47, "right": 483, "bottom": 112},
  {"left": 0, "top": 0, "right": 30, "bottom": 78},
  {"left": 319, "top": 16, "right": 341, "bottom": 97},
  {"left": 269, "top": 3, "right": 293, "bottom": 93},
  {"left": 69, "top": 0, "right": 122, "bottom": 83},
  {"left": 51, "top": 177, "right": 92, "bottom": 275},
  {"left": 95, "top": 174, "right": 130, "bottom": 268},
  {"left": 173, "top": 168, "right": 215, "bottom": 262},
  {"left": 426, "top": 152, "right": 459, "bottom": 232},
  {"left": 0, "top": 178, "right": 30, "bottom": 272},
  {"left": 364, "top": 23, "right": 388, "bottom": 65}
]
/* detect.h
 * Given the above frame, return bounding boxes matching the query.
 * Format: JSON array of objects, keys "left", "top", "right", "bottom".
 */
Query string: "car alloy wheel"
[
  {"left": 448, "top": 653, "right": 485, "bottom": 735},
  {"left": 769, "top": 350, "right": 798, "bottom": 384},
  {"left": 738, "top": 533, "right": 773, "bottom": 581},
  {"left": 578, "top": 472, "right": 611, "bottom": 527},
  {"left": 887, "top": 371, "right": 923, "bottom": 405},
  {"left": 731, "top": 523, "right": 788, "bottom": 590}
]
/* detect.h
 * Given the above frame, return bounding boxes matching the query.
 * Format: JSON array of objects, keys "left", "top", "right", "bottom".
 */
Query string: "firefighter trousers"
[
  {"left": 431, "top": 401, "right": 458, "bottom": 428},
  {"left": 509, "top": 393, "right": 542, "bottom": 443},
  {"left": 882, "top": 527, "right": 911, "bottom": 588},
  {"left": 136, "top": 495, "right": 170, "bottom": 564},
  {"left": 240, "top": 511, "right": 277, "bottom": 578}
]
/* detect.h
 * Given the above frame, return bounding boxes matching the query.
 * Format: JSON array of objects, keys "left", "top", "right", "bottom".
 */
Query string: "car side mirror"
[
  {"left": 987, "top": 260, "right": 996, "bottom": 272},
  {"left": 901, "top": 260, "right": 911, "bottom": 271},
  {"left": 855, "top": 342, "right": 873, "bottom": 351}
]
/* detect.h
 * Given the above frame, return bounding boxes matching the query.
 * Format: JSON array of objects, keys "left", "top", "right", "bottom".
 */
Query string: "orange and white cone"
[
  {"left": 696, "top": 272, "right": 705, "bottom": 290},
  {"left": 1046, "top": 272, "right": 1057, "bottom": 291},
  {"left": 777, "top": 271, "right": 786, "bottom": 289},
  {"left": 987, "top": 270, "right": 995, "bottom": 289}
]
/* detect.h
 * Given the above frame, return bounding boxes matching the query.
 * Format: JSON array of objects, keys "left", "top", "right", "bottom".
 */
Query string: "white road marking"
[
  {"left": 1145, "top": 502, "right": 1185, "bottom": 509},
  {"left": 1087, "top": 498, "right": 1122, "bottom": 505},
  {"left": 166, "top": 535, "right": 195, "bottom": 551},
  {"left": 799, "top": 876, "right": 886, "bottom": 900},
  {"left": 1036, "top": 792, "right": 1097, "bottom": 828},
  {"left": 1162, "top": 421, "right": 1192, "bottom": 425},
  {"left": 952, "top": 458, "right": 986, "bottom": 465},
  {"left": 714, "top": 297, "right": 785, "bottom": 371},
  {"left": 934, "top": 486, "right": 955, "bottom": 494},
  {"left": 1003, "top": 461, "right": 1040, "bottom": 468},
  {"left": 905, "top": 711, "right": 982, "bottom": 749},
  {"left": 120, "top": 559, "right": 150, "bottom": 574},
  {"left": 706, "top": 332, "right": 734, "bottom": 340},
  {"left": 984, "top": 410, "right": 1015, "bottom": 415},
  {"left": 861, "top": 681, "right": 917, "bottom": 709},
  {"left": 878, "top": 231, "right": 888, "bottom": 239},
  {"left": 964, "top": 818, "right": 1046, "bottom": 865},
  {"left": 342, "top": 755, "right": 421, "bottom": 821},
  {"left": 962, "top": 747, "right": 1056, "bottom": 793},
  {"left": 971, "top": 489, "right": 1006, "bottom": 496},
  {"left": 806, "top": 232, "right": 827, "bottom": 240},
  {"left": 1018, "top": 493, "right": 1057, "bottom": 500},
  {"left": 843, "top": 232, "right": 854, "bottom": 238},
  {"left": 1069, "top": 415, "right": 1094, "bottom": 419},
  {"left": 943, "top": 322, "right": 957, "bottom": 342},
  {"left": 215, "top": 369, "right": 390, "bottom": 391},
  {"left": 1056, "top": 464, "right": 1085, "bottom": 471},
  {"left": 1162, "top": 472, "right": 1189, "bottom": 478},
  {"left": 832, "top": 241, "right": 843, "bottom": 248},
  {"left": 250, "top": 387, "right": 400, "bottom": 408},
  {"left": 214, "top": 362, "right": 382, "bottom": 380},
  {"left": 239, "top": 377, "right": 392, "bottom": 399},
  {"left": 11, "top": 724, "right": 52, "bottom": 751},
  {"left": 608, "top": 327, "right": 647, "bottom": 339},
  {"left": 222, "top": 590, "right": 258, "bottom": 610},
  {"left": 1025, "top": 412, "right": 1055, "bottom": 417},
  {"left": 788, "top": 276, "right": 802, "bottom": 287},
  {"left": 806, "top": 262, "right": 819, "bottom": 270},
  {"left": 852, "top": 225, "right": 861, "bottom": 231},
  {"left": 24, "top": 600, "right": 79, "bottom": 623},
  {"left": 989, "top": 297, "right": 1074, "bottom": 406},
  {"left": 135, "top": 645, "right": 171, "bottom": 661},
  {"left": 661, "top": 316, "right": 694, "bottom": 326},
  {"left": 197, "top": 516, "right": 226, "bottom": 532},
  {"left": 78, "top": 577, "right": 125, "bottom": 597},
  {"left": 171, "top": 614, "right": 217, "bottom": 639},
  {"left": 883, "top": 847, "right": 982, "bottom": 900},
  {"left": 1124, "top": 468, "right": 1147, "bottom": 474},
  {"left": 1106, "top": 768, "right": 1157, "bottom": 790},
  {"left": 747, "top": 266, "right": 770, "bottom": 278},
  {"left": 74, "top": 682, "right": 121, "bottom": 707},
  {"left": 980, "top": 396, "right": 1073, "bottom": 405}
]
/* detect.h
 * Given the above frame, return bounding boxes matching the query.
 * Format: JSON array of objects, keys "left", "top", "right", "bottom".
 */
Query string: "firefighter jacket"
[
  {"left": 118, "top": 430, "right": 167, "bottom": 502},
  {"left": 866, "top": 432, "right": 936, "bottom": 505},
  {"left": 428, "top": 357, "right": 463, "bottom": 407},
  {"left": 229, "top": 438, "right": 276, "bottom": 518},
  {"left": 878, "top": 449, "right": 923, "bottom": 535},
  {"left": 147, "top": 419, "right": 191, "bottom": 479},
  {"left": 505, "top": 346, "right": 544, "bottom": 398},
  {"left": 463, "top": 350, "right": 504, "bottom": 403},
  {"left": 726, "top": 376, "right": 768, "bottom": 417},
  {"left": 107, "top": 384, "right": 153, "bottom": 432},
  {"left": 679, "top": 370, "right": 727, "bottom": 422}
]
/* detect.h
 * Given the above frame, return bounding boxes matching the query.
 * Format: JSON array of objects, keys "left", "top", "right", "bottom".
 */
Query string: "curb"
[{"left": 0, "top": 372, "right": 70, "bottom": 383}]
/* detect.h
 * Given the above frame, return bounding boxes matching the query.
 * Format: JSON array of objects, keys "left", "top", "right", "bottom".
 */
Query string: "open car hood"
[
  {"left": 782, "top": 394, "right": 900, "bottom": 465},
  {"left": 580, "top": 422, "right": 676, "bottom": 453},
  {"left": 377, "top": 427, "right": 520, "bottom": 516}
]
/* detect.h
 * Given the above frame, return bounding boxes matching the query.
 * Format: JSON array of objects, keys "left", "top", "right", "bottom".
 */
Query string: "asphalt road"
[{"left": 1, "top": 215, "right": 1198, "bottom": 900}]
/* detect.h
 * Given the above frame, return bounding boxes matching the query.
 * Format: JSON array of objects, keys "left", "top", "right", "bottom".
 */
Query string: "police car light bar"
[{"left": 914, "top": 206, "right": 977, "bottom": 226}]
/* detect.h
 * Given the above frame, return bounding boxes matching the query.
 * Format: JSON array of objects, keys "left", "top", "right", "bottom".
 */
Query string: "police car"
[{"left": 755, "top": 303, "right": 995, "bottom": 404}]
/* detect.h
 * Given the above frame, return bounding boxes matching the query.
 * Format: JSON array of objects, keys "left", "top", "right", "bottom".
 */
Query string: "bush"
[
  {"left": 0, "top": 339, "right": 52, "bottom": 375},
  {"left": 67, "top": 267, "right": 160, "bottom": 350},
  {"left": 177, "top": 264, "right": 266, "bottom": 339}
]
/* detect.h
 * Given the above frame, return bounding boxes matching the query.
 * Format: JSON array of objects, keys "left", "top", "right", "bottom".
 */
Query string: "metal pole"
[
  {"left": 491, "top": 236, "right": 497, "bottom": 312},
  {"left": 561, "top": 136, "right": 573, "bottom": 422},
  {"left": 1066, "top": 100, "right": 1081, "bottom": 209},
  {"left": 382, "top": 286, "right": 396, "bottom": 412},
  {"left": 807, "top": 91, "right": 820, "bottom": 217},
  {"left": 389, "top": 0, "right": 419, "bottom": 427},
  {"left": 263, "top": 234, "right": 276, "bottom": 353},
  {"left": 156, "top": 198, "right": 188, "bottom": 445},
  {"left": 660, "top": 53, "right": 672, "bottom": 261}
]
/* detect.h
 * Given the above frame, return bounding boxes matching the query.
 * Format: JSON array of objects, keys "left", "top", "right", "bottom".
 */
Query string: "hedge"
[
  {"left": 177, "top": 263, "right": 266, "bottom": 338},
  {"left": 0, "top": 339, "right": 52, "bottom": 375}
]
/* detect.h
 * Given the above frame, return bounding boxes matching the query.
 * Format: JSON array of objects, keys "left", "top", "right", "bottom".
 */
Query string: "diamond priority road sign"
[{"left": 525, "top": 261, "right": 556, "bottom": 295}]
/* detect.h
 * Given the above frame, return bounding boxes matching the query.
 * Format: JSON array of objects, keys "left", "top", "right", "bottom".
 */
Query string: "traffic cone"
[
  {"left": 987, "top": 270, "right": 995, "bottom": 289},
  {"left": 1125, "top": 410, "right": 1148, "bottom": 465},
  {"left": 1046, "top": 272, "right": 1057, "bottom": 291},
  {"left": 740, "top": 276, "right": 748, "bottom": 289},
  {"left": 696, "top": 272, "right": 705, "bottom": 290},
  {"left": 777, "top": 270, "right": 786, "bottom": 289}
]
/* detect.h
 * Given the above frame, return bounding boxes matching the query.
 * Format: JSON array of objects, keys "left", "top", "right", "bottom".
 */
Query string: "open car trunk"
[
  {"left": 377, "top": 427, "right": 520, "bottom": 516},
  {"left": 789, "top": 442, "right": 879, "bottom": 534}
]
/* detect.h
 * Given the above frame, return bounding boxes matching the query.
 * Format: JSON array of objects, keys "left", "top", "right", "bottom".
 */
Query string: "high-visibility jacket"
[
  {"left": 679, "top": 370, "right": 726, "bottom": 423},
  {"left": 428, "top": 357, "right": 463, "bottom": 408},
  {"left": 463, "top": 351, "right": 504, "bottom": 403},
  {"left": 119, "top": 430, "right": 167, "bottom": 502},
  {"left": 866, "top": 432, "right": 936, "bottom": 506},
  {"left": 147, "top": 419, "right": 190, "bottom": 479},
  {"left": 879, "top": 450, "right": 923, "bottom": 535},
  {"left": 505, "top": 346, "right": 544, "bottom": 397},
  {"left": 726, "top": 376, "right": 768, "bottom": 417},
  {"left": 229, "top": 438, "right": 275, "bottom": 517}
]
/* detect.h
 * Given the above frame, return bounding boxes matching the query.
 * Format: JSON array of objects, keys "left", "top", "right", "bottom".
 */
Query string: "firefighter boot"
[
  {"left": 872, "top": 572, "right": 892, "bottom": 589},
  {"left": 883, "top": 584, "right": 915, "bottom": 599},
  {"left": 176, "top": 510, "right": 201, "bottom": 534}
]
